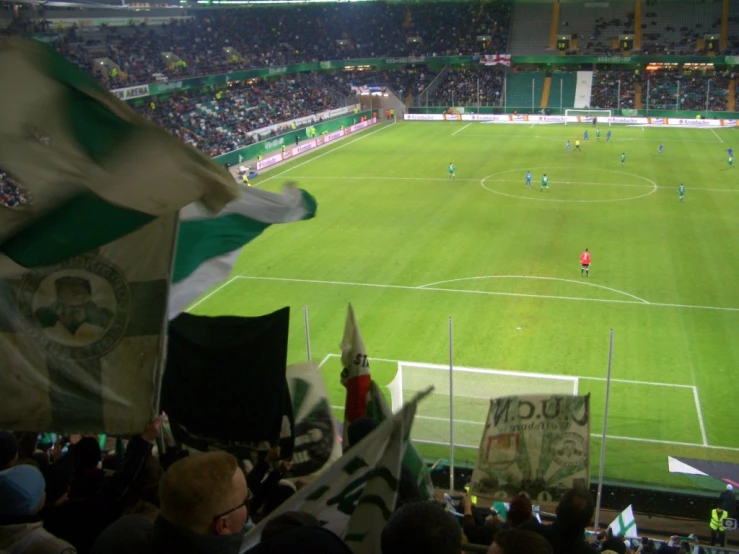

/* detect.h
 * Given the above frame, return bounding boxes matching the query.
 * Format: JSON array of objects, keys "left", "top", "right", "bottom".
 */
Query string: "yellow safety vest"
[{"left": 711, "top": 509, "right": 728, "bottom": 531}]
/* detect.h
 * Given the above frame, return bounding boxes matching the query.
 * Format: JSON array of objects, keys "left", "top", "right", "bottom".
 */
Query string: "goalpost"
[{"left": 565, "top": 109, "right": 612, "bottom": 125}]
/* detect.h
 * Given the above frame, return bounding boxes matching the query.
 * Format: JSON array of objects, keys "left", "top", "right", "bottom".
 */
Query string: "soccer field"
[{"left": 190, "top": 120, "right": 739, "bottom": 490}]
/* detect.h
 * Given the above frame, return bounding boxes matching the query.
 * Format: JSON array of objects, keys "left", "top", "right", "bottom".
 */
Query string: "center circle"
[{"left": 480, "top": 167, "right": 658, "bottom": 203}]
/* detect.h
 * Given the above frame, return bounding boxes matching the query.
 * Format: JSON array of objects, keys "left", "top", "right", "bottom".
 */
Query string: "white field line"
[
  {"left": 327, "top": 404, "right": 736, "bottom": 451},
  {"left": 458, "top": 133, "right": 724, "bottom": 144},
  {"left": 256, "top": 122, "right": 396, "bottom": 186},
  {"left": 286, "top": 174, "right": 739, "bottom": 194},
  {"left": 323, "top": 353, "right": 692, "bottom": 390},
  {"left": 452, "top": 123, "right": 472, "bottom": 136},
  {"left": 417, "top": 275, "right": 649, "bottom": 304},
  {"left": 711, "top": 129, "right": 725, "bottom": 143},
  {"left": 231, "top": 275, "right": 739, "bottom": 313},
  {"left": 317, "top": 353, "right": 333, "bottom": 369},
  {"left": 185, "top": 276, "right": 240, "bottom": 312},
  {"left": 693, "top": 386, "right": 709, "bottom": 446}
]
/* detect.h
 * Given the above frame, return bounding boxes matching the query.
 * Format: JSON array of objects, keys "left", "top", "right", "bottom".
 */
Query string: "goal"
[{"left": 565, "top": 109, "right": 612, "bottom": 126}]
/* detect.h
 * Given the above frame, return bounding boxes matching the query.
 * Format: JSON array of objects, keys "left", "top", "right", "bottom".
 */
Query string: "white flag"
[
  {"left": 608, "top": 505, "right": 638, "bottom": 539},
  {"left": 242, "top": 388, "right": 432, "bottom": 554},
  {"left": 285, "top": 361, "right": 342, "bottom": 481}
]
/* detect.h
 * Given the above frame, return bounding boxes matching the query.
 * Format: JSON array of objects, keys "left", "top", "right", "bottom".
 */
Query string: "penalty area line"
[{"left": 452, "top": 123, "right": 472, "bottom": 136}]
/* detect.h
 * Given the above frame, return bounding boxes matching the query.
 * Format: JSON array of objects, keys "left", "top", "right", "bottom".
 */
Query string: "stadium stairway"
[
  {"left": 540, "top": 76, "right": 551, "bottom": 108},
  {"left": 548, "top": 2, "right": 560, "bottom": 50},
  {"left": 548, "top": 73, "right": 577, "bottom": 112},
  {"left": 729, "top": 78, "right": 736, "bottom": 112},
  {"left": 506, "top": 73, "right": 545, "bottom": 111},
  {"left": 635, "top": 80, "right": 643, "bottom": 110}
]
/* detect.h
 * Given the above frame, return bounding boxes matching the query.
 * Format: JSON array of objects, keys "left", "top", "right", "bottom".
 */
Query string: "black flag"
[{"left": 161, "top": 307, "right": 294, "bottom": 458}]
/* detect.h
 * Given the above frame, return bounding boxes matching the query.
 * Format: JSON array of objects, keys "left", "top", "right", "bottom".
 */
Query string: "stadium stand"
[
  {"left": 421, "top": 67, "right": 505, "bottom": 107},
  {"left": 138, "top": 73, "right": 351, "bottom": 157},
  {"left": 591, "top": 70, "right": 637, "bottom": 110},
  {"left": 640, "top": 1, "right": 722, "bottom": 55},
  {"left": 507, "top": 3, "right": 552, "bottom": 55},
  {"left": 9, "top": 5, "right": 511, "bottom": 87},
  {"left": 560, "top": 2, "right": 632, "bottom": 55}
]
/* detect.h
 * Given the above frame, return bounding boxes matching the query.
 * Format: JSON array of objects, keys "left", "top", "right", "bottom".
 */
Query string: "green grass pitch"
[{"left": 190, "top": 120, "right": 739, "bottom": 490}]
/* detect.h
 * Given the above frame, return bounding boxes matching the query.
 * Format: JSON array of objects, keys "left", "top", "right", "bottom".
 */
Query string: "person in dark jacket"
[
  {"left": 42, "top": 427, "right": 157, "bottom": 554},
  {"left": 718, "top": 484, "right": 736, "bottom": 518},
  {"left": 346, "top": 418, "right": 421, "bottom": 506},
  {"left": 520, "top": 487, "right": 596, "bottom": 554},
  {"left": 91, "top": 451, "right": 248, "bottom": 554}
]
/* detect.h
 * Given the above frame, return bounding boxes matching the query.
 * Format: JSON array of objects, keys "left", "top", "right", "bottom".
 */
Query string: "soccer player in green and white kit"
[
  {"left": 448, "top": 162, "right": 456, "bottom": 178},
  {"left": 679, "top": 184, "right": 685, "bottom": 203},
  {"left": 621, "top": 152, "right": 626, "bottom": 165},
  {"left": 596, "top": 128, "right": 601, "bottom": 142},
  {"left": 541, "top": 174, "right": 549, "bottom": 192}
]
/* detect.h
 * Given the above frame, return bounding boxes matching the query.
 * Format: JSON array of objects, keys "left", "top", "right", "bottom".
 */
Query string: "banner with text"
[
  {"left": 405, "top": 114, "right": 739, "bottom": 127},
  {"left": 470, "top": 394, "right": 591, "bottom": 501}
]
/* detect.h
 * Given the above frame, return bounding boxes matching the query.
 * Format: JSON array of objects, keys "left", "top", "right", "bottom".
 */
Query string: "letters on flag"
[
  {"left": 241, "top": 388, "right": 432, "bottom": 554},
  {"left": 480, "top": 54, "right": 511, "bottom": 66},
  {"left": 340, "top": 303, "right": 371, "bottom": 437},
  {"left": 470, "top": 394, "right": 590, "bottom": 498},
  {"left": 340, "top": 303, "right": 434, "bottom": 498}
]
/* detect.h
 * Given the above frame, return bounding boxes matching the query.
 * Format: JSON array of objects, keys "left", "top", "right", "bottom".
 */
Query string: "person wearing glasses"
[{"left": 91, "top": 451, "right": 250, "bottom": 554}]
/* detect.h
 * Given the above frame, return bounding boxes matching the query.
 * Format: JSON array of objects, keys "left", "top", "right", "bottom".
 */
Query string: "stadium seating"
[
  {"left": 420, "top": 67, "right": 504, "bottom": 107},
  {"left": 32, "top": 5, "right": 510, "bottom": 87},
  {"left": 640, "top": 2, "right": 721, "bottom": 55},
  {"left": 560, "top": 3, "right": 632, "bottom": 55}
]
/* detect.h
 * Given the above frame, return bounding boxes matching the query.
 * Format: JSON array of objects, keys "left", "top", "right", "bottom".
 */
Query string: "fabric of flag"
[
  {"left": 0, "top": 216, "right": 176, "bottom": 433},
  {"left": 608, "top": 505, "right": 638, "bottom": 539},
  {"left": 480, "top": 54, "right": 512, "bottom": 66},
  {"left": 0, "top": 38, "right": 239, "bottom": 269},
  {"left": 285, "top": 361, "right": 342, "bottom": 480},
  {"left": 160, "top": 307, "right": 293, "bottom": 459},
  {"left": 340, "top": 303, "right": 434, "bottom": 499},
  {"left": 366, "top": 380, "right": 434, "bottom": 499},
  {"left": 340, "top": 303, "right": 371, "bottom": 440},
  {"left": 0, "top": 39, "right": 239, "bottom": 434},
  {"left": 169, "top": 185, "right": 317, "bottom": 319},
  {"left": 241, "top": 388, "right": 432, "bottom": 554},
  {"left": 470, "top": 394, "right": 590, "bottom": 498}
]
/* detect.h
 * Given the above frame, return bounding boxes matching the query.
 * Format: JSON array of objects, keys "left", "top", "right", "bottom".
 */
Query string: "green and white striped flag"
[
  {"left": 0, "top": 38, "right": 239, "bottom": 434},
  {"left": 169, "top": 185, "right": 317, "bottom": 319},
  {"left": 608, "top": 505, "right": 638, "bottom": 539},
  {"left": 242, "top": 387, "right": 432, "bottom": 554}
]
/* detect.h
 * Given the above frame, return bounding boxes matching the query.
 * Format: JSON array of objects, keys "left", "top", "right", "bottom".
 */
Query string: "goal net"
[
  {"left": 387, "top": 362, "right": 579, "bottom": 460},
  {"left": 565, "top": 109, "right": 612, "bottom": 126}
]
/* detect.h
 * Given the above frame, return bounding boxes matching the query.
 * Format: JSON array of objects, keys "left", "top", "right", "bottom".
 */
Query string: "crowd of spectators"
[
  {"left": 591, "top": 70, "right": 731, "bottom": 112},
  {"left": 137, "top": 73, "right": 350, "bottom": 157},
  {"left": 4, "top": 424, "right": 696, "bottom": 554},
  {"left": 0, "top": 171, "right": 31, "bottom": 210},
  {"left": 642, "top": 70, "right": 730, "bottom": 111},
  {"left": 425, "top": 67, "right": 505, "bottom": 107},
  {"left": 591, "top": 70, "right": 637, "bottom": 110},
  {"left": 5, "top": 4, "right": 510, "bottom": 87}
]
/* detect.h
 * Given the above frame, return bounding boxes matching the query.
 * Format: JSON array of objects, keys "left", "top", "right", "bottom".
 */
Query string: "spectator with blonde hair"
[{"left": 91, "top": 451, "right": 249, "bottom": 554}]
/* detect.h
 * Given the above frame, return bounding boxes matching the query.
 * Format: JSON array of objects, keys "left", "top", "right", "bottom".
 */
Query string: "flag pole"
[
  {"left": 594, "top": 329, "right": 614, "bottom": 531},
  {"left": 449, "top": 316, "right": 455, "bottom": 492},
  {"left": 303, "top": 305, "right": 312, "bottom": 361},
  {"left": 153, "top": 214, "right": 181, "bottom": 420}
]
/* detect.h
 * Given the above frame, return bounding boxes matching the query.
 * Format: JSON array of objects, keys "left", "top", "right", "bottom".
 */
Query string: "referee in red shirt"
[{"left": 580, "top": 249, "right": 591, "bottom": 277}]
